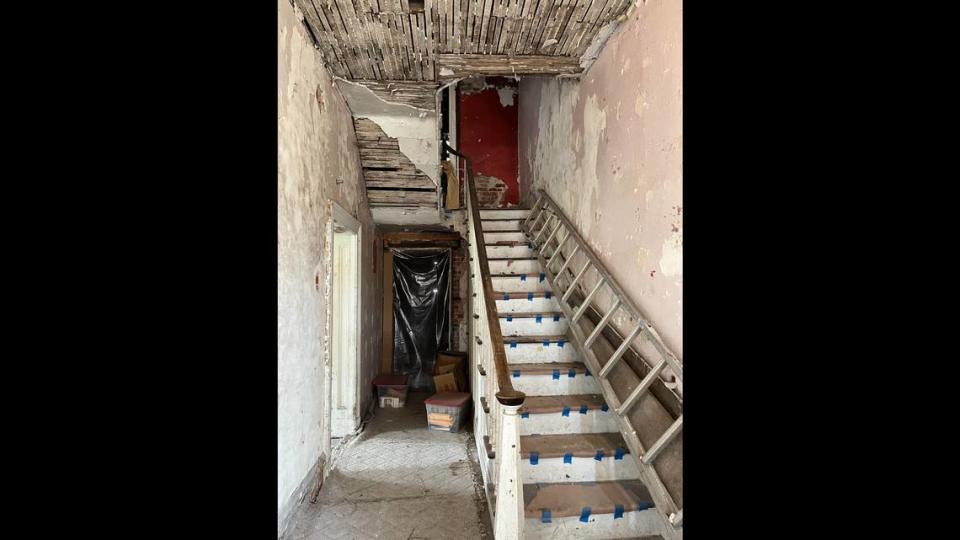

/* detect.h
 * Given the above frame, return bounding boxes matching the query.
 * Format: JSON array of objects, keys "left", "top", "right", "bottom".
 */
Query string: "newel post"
[{"left": 494, "top": 393, "right": 524, "bottom": 540}]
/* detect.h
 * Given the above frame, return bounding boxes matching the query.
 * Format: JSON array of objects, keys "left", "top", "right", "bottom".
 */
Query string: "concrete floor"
[{"left": 282, "top": 392, "right": 492, "bottom": 540}]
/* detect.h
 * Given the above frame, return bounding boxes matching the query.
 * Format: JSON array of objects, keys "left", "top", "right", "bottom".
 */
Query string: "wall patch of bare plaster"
[
  {"left": 335, "top": 78, "right": 440, "bottom": 185},
  {"left": 497, "top": 85, "right": 517, "bottom": 107},
  {"left": 659, "top": 227, "right": 682, "bottom": 277}
]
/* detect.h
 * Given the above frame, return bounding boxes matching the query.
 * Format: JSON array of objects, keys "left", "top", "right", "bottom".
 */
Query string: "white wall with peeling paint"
[
  {"left": 278, "top": 0, "right": 383, "bottom": 533},
  {"left": 518, "top": 0, "right": 683, "bottom": 361}
]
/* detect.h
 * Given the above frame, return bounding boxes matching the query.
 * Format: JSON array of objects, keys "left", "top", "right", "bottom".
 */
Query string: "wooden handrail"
[{"left": 445, "top": 143, "right": 524, "bottom": 407}]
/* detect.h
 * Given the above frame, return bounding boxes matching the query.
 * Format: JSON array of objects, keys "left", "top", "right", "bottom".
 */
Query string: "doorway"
[{"left": 328, "top": 202, "right": 361, "bottom": 438}]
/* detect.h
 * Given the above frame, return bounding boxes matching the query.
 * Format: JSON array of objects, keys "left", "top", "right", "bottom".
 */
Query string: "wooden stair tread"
[
  {"left": 508, "top": 362, "right": 587, "bottom": 375},
  {"left": 502, "top": 335, "right": 568, "bottom": 343},
  {"left": 519, "top": 394, "right": 607, "bottom": 414},
  {"left": 498, "top": 311, "right": 564, "bottom": 318},
  {"left": 487, "top": 240, "right": 533, "bottom": 246},
  {"left": 495, "top": 291, "right": 554, "bottom": 298},
  {"left": 520, "top": 432, "right": 628, "bottom": 459},
  {"left": 523, "top": 480, "right": 653, "bottom": 519}
]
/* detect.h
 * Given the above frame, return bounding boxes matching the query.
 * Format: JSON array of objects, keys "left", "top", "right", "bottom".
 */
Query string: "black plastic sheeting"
[{"left": 392, "top": 249, "right": 451, "bottom": 391}]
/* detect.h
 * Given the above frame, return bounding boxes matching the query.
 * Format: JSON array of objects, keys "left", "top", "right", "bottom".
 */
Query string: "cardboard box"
[
  {"left": 435, "top": 351, "right": 467, "bottom": 391},
  {"left": 433, "top": 372, "right": 458, "bottom": 393}
]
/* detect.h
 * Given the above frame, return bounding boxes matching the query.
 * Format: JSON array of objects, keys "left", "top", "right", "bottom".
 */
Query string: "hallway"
[{"left": 282, "top": 393, "right": 492, "bottom": 540}]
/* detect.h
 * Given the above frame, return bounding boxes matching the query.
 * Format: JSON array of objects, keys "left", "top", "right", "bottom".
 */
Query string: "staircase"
[{"left": 478, "top": 208, "right": 667, "bottom": 540}]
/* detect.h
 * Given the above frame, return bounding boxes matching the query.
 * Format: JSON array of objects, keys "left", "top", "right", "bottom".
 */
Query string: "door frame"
[{"left": 325, "top": 200, "right": 362, "bottom": 439}]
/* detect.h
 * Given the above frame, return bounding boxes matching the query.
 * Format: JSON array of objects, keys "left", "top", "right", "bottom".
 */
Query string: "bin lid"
[
  {"left": 425, "top": 392, "right": 470, "bottom": 407},
  {"left": 373, "top": 374, "right": 409, "bottom": 386}
]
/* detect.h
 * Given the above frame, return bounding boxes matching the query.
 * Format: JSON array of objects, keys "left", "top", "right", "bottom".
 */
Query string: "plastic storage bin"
[
  {"left": 373, "top": 374, "right": 409, "bottom": 408},
  {"left": 424, "top": 392, "right": 470, "bottom": 432}
]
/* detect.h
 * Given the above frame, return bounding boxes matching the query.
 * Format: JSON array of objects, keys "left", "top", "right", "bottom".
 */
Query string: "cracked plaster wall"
[
  {"left": 278, "top": 0, "right": 383, "bottom": 531},
  {"left": 518, "top": 0, "right": 682, "bottom": 361}
]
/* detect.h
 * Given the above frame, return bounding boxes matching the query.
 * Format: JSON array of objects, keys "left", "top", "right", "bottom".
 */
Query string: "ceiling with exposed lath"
[{"left": 294, "top": 0, "right": 634, "bottom": 81}]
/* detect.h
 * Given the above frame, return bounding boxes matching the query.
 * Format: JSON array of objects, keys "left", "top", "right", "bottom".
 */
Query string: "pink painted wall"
[
  {"left": 518, "top": 0, "right": 682, "bottom": 366},
  {"left": 458, "top": 77, "right": 520, "bottom": 207}
]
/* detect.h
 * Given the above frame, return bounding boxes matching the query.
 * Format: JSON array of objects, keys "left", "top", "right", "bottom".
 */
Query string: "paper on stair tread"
[
  {"left": 520, "top": 432, "right": 627, "bottom": 458},
  {"left": 518, "top": 394, "right": 606, "bottom": 414},
  {"left": 508, "top": 362, "right": 586, "bottom": 375},
  {"left": 522, "top": 480, "right": 653, "bottom": 519}
]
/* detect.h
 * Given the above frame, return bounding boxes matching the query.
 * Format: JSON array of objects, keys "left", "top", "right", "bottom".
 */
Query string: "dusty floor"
[{"left": 282, "top": 392, "right": 492, "bottom": 540}]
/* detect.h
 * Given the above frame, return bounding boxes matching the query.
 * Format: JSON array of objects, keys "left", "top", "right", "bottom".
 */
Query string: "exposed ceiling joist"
[
  {"left": 294, "top": 0, "right": 632, "bottom": 82},
  {"left": 436, "top": 54, "right": 583, "bottom": 79}
]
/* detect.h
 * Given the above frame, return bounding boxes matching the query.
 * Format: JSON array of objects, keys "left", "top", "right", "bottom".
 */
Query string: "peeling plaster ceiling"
[{"left": 294, "top": 0, "right": 635, "bottom": 81}]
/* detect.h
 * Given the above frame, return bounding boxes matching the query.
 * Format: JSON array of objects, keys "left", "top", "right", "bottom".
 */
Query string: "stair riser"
[
  {"left": 488, "top": 259, "right": 540, "bottom": 274},
  {"left": 522, "top": 456, "right": 641, "bottom": 483},
  {"left": 520, "top": 410, "right": 620, "bottom": 435},
  {"left": 500, "top": 318, "right": 569, "bottom": 337},
  {"left": 496, "top": 297, "right": 559, "bottom": 313},
  {"left": 510, "top": 374, "right": 601, "bottom": 396},
  {"left": 523, "top": 509, "right": 664, "bottom": 540},
  {"left": 484, "top": 231, "right": 527, "bottom": 243},
  {"left": 480, "top": 209, "right": 530, "bottom": 220},
  {"left": 491, "top": 275, "right": 551, "bottom": 292},
  {"left": 504, "top": 342, "right": 577, "bottom": 363},
  {"left": 481, "top": 219, "right": 523, "bottom": 231},
  {"left": 486, "top": 245, "right": 538, "bottom": 258}
]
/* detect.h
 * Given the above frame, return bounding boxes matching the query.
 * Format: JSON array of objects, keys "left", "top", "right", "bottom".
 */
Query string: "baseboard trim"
[{"left": 277, "top": 454, "right": 325, "bottom": 538}]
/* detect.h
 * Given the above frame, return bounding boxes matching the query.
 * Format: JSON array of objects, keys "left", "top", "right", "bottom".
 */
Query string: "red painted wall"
[{"left": 457, "top": 77, "right": 519, "bottom": 207}]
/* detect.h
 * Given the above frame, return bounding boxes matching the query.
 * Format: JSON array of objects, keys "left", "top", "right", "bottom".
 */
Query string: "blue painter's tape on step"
[
  {"left": 579, "top": 404, "right": 588, "bottom": 414},
  {"left": 528, "top": 242, "right": 534, "bottom": 249},
  {"left": 558, "top": 339, "right": 565, "bottom": 348},
  {"left": 529, "top": 452, "right": 539, "bottom": 465},
  {"left": 503, "top": 293, "right": 510, "bottom": 301},
  {"left": 615, "top": 447, "right": 625, "bottom": 460},
  {"left": 561, "top": 406, "right": 570, "bottom": 417},
  {"left": 594, "top": 449, "right": 604, "bottom": 461},
  {"left": 614, "top": 505, "right": 624, "bottom": 519},
  {"left": 545, "top": 291, "right": 552, "bottom": 299},
  {"left": 585, "top": 370, "right": 592, "bottom": 377},
  {"left": 553, "top": 315, "right": 560, "bottom": 322},
  {"left": 552, "top": 369, "right": 560, "bottom": 380},
  {"left": 638, "top": 502, "right": 654, "bottom": 511},
  {"left": 513, "top": 370, "right": 520, "bottom": 378},
  {"left": 568, "top": 368, "right": 576, "bottom": 378},
  {"left": 541, "top": 509, "right": 551, "bottom": 523},
  {"left": 601, "top": 403, "right": 609, "bottom": 412},
  {"left": 539, "top": 272, "right": 546, "bottom": 282},
  {"left": 521, "top": 412, "right": 529, "bottom": 419},
  {"left": 506, "top": 315, "right": 513, "bottom": 322},
  {"left": 520, "top": 274, "right": 527, "bottom": 281},
  {"left": 510, "top": 341, "right": 517, "bottom": 348},
  {"left": 579, "top": 507, "right": 592, "bottom": 523},
  {"left": 528, "top": 292, "right": 534, "bottom": 301},
  {"left": 535, "top": 314, "right": 542, "bottom": 324},
  {"left": 563, "top": 452, "right": 573, "bottom": 464},
  {"left": 544, "top": 340, "right": 551, "bottom": 347}
]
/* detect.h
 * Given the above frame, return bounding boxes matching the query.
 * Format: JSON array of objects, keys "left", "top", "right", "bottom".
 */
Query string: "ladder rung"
[
  {"left": 547, "top": 229, "right": 571, "bottom": 268},
  {"left": 533, "top": 214, "right": 555, "bottom": 244},
  {"left": 562, "top": 260, "right": 592, "bottom": 303},
  {"left": 572, "top": 277, "right": 606, "bottom": 323},
  {"left": 584, "top": 298, "right": 621, "bottom": 349},
  {"left": 615, "top": 358, "right": 666, "bottom": 416},
  {"left": 538, "top": 221, "right": 563, "bottom": 256},
  {"left": 641, "top": 415, "right": 682, "bottom": 465},
  {"left": 598, "top": 323, "right": 644, "bottom": 379},
  {"left": 554, "top": 244, "right": 580, "bottom": 278}
]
